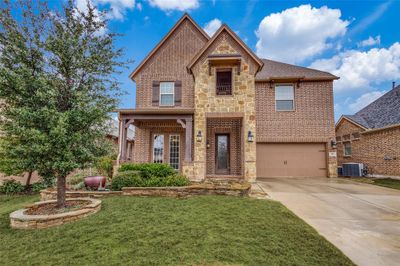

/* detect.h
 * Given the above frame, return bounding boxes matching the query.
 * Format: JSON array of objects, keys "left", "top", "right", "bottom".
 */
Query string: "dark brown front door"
[{"left": 215, "top": 134, "right": 229, "bottom": 174}]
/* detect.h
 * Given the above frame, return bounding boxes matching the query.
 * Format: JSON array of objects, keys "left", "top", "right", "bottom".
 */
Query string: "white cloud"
[
  {"left": 76, "top": 0, "right": 135, "bottom": 20},
  {"left": 255, "top": 4, "right": 349, "bottom": 64},
  {"left": 203, "top": 18, "right": 222, "bottom": 36},
  {"left": 136, "top": 2, "right": 143, "bottom": 11},
  {"left": 358, "top": 35, "right": 381, "bottom": 47},
  {"left": 310, "top": 42, "right": 400, "bottom": 92},
  {"left": 147, "top": 0, "right": 199, "bottom": 11},
  {"left": 348, "top": 90, "right": 386, "bottom": 112},
  {"left": 97, "top": 0, "right": 135, "bottom": 20}
]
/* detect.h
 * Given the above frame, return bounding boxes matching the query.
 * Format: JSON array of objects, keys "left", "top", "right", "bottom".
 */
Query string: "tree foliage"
[{"left": 0, "top": 0, "right": 125, "bottom": 206}]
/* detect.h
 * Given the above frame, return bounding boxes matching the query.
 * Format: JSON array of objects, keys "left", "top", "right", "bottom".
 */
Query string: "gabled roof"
[
  {"left": 336, "top": 115, "right": 369, "bottom": 130},
  {"left": 129, "top": 13, "right": 209, "bottom": 79},
  {"left": 256, "top": 59, "right": 339, "bottom": 81},
  {"left": 187, "top": 24, "right": 264, "bottom": 72},
  {"left": 336, "top": 85, "right": 400, "bottom": 130}
]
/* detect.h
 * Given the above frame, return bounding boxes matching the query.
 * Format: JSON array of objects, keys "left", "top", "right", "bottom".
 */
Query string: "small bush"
[
  {"left": 0, "top": 179, "right": 25, "bottom": 194},
  {"left": 111, "top": 171, "right": 142, "bottom": 191},
  {"left": 119, "top": 163, "right": 175, "bottom": 178},
  {"left": 31, "top": 181, "right": 47, "bottom": 192},
  {"left": 97, "top": 156, "right": 114, "bottom": 178},
  {"left": 111, "top": 170, "right": 190, "bottom": 190},
  {"left": 72, "top": 181, "right": 86, "bottom": 190},
  {"left": 68, "top": 172, "right": 86, "bottom": 186},
  {"left": 142, "top": 174, "right": 190, "bottom": 187}
]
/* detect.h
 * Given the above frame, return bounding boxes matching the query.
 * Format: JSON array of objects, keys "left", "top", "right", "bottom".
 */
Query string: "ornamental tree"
[{"left": 0, "top": 0, "right": 124, "bottom": 207}]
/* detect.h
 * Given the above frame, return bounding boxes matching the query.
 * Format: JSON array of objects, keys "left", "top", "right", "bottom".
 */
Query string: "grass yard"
[
  {"left": 349, "top": 177, "right": 400, "bottom": 191},
  {"left": 0, "top": 194, "right": 353, "bottom": 266}
]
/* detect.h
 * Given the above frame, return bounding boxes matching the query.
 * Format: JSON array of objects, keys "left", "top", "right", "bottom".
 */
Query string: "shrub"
[
  {"left": 111, "top": 171, "right": 190, "bottom": 190},
  {"left": 0, "top": 179, "right": 25, "bottom": 194},
  {"left": 119, "top": 163, "right": 175, "bottom": 178},
  {"left": 72, "top": 181, "right": 86, "bottom": 190},
  {"left": 111, "top": 171, "right": 142, "bottom": 191},
  {"left": 31, "top": 181, "right": 47, "bottom": 192},
  {"left": 97, "top": 156, "right": 114, "bottom": 178},
  {"left": 143, "top": 174, "right": 190, "bottom": 187}
]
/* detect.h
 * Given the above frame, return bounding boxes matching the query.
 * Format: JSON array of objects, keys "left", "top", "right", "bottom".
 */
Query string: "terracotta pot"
[{"left": 84, "top": 176, "right": 106, "bottom": 190}]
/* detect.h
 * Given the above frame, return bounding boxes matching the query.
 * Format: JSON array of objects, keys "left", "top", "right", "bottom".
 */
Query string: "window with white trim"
[
  {"left": 275, "top": 85, "right": 294, "bottom": 111},
  {"left": 160, "top": 82, "right": 174, "bottom": 106},
  {"left": 169, "top": 135, "right": 180, "bottom": 170},
  {"left": 153, "top": 134, "right": 164, "bottom": 163}
]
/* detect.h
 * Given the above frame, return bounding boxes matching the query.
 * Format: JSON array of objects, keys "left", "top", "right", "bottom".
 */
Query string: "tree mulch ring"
[{"left": 25, "top": 200, "right": 91, "bottom": 215}]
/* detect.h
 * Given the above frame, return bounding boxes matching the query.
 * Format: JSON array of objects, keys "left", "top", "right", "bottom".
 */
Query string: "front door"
[{"left": 215, "top": 134, "right": 230, "bottom": 174}]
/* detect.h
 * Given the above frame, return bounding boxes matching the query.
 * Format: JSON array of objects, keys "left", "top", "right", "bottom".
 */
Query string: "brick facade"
[
  {"left": 133, "top": 19, "right": 208, "bottom": 109},
  {"left": 121, "top": 14, "right": 338, "bottom": 181},
  {"left": 255, "top": 80, "right": 337, "bottom": 177},
  {"left": 336, "top": 119, "right": 400, "bottom": 177}
]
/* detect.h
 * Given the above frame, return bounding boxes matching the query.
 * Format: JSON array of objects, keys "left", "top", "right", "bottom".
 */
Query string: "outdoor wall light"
[
  {"left": 331, "top": 139, "right": 337, "bottom": 149},
  {"left": 196, "top": 131, "right": 202, "bottom": 142},
  {"left": 247, "top": 131, "right": 254, "bottom": 142}
]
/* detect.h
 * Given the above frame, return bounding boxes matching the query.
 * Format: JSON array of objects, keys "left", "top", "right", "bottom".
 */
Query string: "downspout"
[{"left": 116, "top": 118, "right": 123, "bottom": 166}]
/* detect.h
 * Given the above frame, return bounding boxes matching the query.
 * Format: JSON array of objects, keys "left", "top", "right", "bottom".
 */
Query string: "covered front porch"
[{"left": 116, "top": 109, "right": 194, "bottom": 172}]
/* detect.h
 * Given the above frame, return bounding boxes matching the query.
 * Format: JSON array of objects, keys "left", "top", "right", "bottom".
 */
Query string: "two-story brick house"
[{"left": 117, "top": 14, "right": 339, "bottom": 182}]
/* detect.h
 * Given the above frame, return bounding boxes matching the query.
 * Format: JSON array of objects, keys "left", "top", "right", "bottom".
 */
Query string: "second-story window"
[
  {"left": 160, "top": 82, "right": 175, "bottom": 106},
  {"left": 275, "top": 85, "right": 294, "bottom": 111},
  {"left": 216, "top": 69, "right": 232, "bottom": 95}
]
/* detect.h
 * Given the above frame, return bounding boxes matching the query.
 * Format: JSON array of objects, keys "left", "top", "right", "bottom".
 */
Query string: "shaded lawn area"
[
  {"left": 0, "top": 195, "right": 353, "bottom": 266},
  {"left": 349, "top": 177, "right": 400, "bottom": 191}
]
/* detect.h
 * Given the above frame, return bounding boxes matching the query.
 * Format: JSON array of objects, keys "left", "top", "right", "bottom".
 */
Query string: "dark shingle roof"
[
  {"left": 342, "top": 115, "right": 370, "bottom": 128},
  {"left": 344, "top": 85, "right": 400, "bottom": 129},
  {"left": 255, "top": 59, "right": 338, "bottom": 81}
]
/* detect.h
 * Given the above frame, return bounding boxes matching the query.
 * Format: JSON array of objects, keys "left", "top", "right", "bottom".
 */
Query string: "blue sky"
[{"left": 73, "top": 0, "right": 400, "bottom": 120}]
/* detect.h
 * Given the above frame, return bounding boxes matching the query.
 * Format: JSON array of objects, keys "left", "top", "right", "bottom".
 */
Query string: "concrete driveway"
[{"left": 257, "top": 177, "right": 400, "bottom": 266}]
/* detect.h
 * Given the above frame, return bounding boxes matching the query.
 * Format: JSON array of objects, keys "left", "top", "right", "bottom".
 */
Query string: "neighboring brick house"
[
  {"left": 117, "top": 14, "right": 339, "bottom": 182},
  {"left": 336, "top": 85, "right": 400, "bottom": 177},
  {"left": 106, "top": 119, "right": 135, "bottom": 161}
]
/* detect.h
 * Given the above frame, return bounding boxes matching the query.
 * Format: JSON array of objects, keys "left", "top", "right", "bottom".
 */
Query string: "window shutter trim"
[
  {"left": 175, "top": 80, "right": 182, "bottom": 106},
  {"left": 152, "top": 81, "right": 160, "bottom": 106}
]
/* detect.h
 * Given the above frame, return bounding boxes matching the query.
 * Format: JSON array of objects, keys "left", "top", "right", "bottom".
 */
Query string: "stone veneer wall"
[{"left": 188, "top": 34, "right": 258, "bottom": 182}]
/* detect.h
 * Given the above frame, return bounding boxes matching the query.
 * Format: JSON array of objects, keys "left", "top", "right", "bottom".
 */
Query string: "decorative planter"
[
  {"left": 84, "top": 175, "right": 106, "bottom": 190},
  {"left": 10, "top": 198, "right": 101, "bottom": 229}
]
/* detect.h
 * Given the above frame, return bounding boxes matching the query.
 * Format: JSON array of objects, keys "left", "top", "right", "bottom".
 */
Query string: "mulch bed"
[{"left": 25, "top": 200, "right": 91, "bottom": 215}]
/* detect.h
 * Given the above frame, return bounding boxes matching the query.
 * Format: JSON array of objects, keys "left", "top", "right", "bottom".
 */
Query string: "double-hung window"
[
  {"left": 344, "top": 142, "right": 352, "bottom": 156},
  {"left": 160, "top": 82, "right": 174, "bottom": 106},
  {"left": 275, "top": 85, "right": 295, "bottom": 111}
]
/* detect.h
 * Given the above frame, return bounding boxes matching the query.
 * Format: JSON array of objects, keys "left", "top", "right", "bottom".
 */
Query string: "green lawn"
[
  {"left": 372, "top": 178, "right": 400, "bottom": 190},
  {"left": 0, "top": 195, "right": 353, "bottom": 266},
  {"left": 349, "top": 177, "right": 400, "bottom": 191}
]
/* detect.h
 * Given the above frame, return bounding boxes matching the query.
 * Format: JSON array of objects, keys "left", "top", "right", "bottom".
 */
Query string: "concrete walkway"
[{"left": 257, "top": 177, "right": 400, "bottom": 266}]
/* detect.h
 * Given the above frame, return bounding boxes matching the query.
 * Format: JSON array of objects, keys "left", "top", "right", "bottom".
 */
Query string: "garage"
[{"left": 256, "top": 143, "right": 327, "bottom": 178}]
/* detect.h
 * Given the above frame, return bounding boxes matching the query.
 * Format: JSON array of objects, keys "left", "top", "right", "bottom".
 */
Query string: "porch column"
[
  {"left": 120, "top": 119, "right": 127, "bottom": 161},
  {"left": 185, "top": 118, "right": 193, "bottom": 162}
]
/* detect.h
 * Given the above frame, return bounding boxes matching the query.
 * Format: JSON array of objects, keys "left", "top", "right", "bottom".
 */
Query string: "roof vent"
[{"left": 393, "top": 81, "right": 396, "bottom": 89}]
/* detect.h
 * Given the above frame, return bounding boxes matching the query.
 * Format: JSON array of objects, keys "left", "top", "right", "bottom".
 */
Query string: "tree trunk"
[
  {"left": 56, "top": 175, "right": 66, "bottom": 208},
  {"left": 25, "top": 171, "right": 33, "bottom": 187}
]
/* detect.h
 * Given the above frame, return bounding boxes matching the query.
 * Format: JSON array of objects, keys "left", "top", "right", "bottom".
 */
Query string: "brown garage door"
[{"left": 256, "top": 143, "right": 327, "bottom": 178}]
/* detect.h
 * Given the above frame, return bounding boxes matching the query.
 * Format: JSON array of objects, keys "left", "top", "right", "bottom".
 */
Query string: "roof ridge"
[
  {"left": 260, "top": 58, "right": 338, "bottom": 78},
  {"left": 187, "top": 24, "right": 264, "bottom": 72}
]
